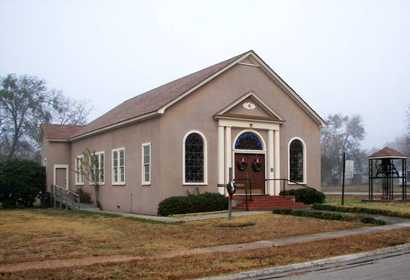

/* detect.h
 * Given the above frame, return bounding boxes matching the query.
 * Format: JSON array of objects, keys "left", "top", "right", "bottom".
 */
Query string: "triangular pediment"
[{"left": 215, "top": 92, "right": 284, "bottom": 122}]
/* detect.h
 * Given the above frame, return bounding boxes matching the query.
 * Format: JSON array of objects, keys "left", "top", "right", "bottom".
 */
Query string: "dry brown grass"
[
  {"left": 326, "top": 196, "right": 410, "bottom": 216},
  {"left": 3, "top": 228, "right": 410, "bottom": 280},
  {"left": 0, "top": 209, "right": 362, "bottom": 265}
]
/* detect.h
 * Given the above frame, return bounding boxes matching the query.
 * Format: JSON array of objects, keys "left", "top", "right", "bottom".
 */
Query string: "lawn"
[
  {"left": 325, "top": 196, "right": 410, "bottom": 216},
  {"left": 3, "top": 228, "right": 410, "bottom": 280},
  {"left": 0, "top": 209, "right": 363, "bottom": 265}
]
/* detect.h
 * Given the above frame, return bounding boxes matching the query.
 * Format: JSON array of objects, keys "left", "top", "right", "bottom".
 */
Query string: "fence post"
[{"left": 341, "top": 152, "right": 346, "bottom": 206}]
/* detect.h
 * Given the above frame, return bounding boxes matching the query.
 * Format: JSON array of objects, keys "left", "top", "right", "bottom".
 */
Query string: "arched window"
[
  {"left": 235, "top": 131, "right": 263, "bottom": 150},
  {"left": 289, "top": 138, "right": 305, "bottom": 183},
  {"left": 184, "top": 131, "right": 207, "bottom": 184}
]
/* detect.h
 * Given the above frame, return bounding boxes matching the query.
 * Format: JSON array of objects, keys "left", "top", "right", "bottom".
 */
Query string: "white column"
[
  {"left": 225, "top": 126, "right": 232, "bottom": 184},
  {"left": 267, "top": 129, "right": 274, "bottom": 195},
  {"left": 217, "top": 125, "right": 225, "bottom": 195},
  {"left": 274, "top": 129, "right": 281, "bottom": 195}
]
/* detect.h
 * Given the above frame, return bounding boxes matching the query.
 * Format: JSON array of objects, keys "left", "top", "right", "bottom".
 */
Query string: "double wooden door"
[{"left": 234, "top": 153, "right": 265, "bottom": 195}]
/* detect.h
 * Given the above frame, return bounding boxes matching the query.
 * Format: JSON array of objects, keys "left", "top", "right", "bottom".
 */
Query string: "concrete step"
[{"left": 232, "top": 195, "right": 307, "bottom": 210}]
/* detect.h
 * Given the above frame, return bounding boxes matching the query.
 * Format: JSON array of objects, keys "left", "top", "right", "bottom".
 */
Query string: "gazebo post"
[{"left": 368, "top": 147, "right": 408, "bottom": 201}]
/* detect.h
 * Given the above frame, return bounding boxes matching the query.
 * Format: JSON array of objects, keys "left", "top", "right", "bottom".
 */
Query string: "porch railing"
[
  {"left": 52, "top": 185, "right": 80, "bottom": 210},
  {"left": 233, "top": 177, "right": 253, "bottom": 211},
  {"left": 264, "top": 178, "right": 317, "bottom": 194}
]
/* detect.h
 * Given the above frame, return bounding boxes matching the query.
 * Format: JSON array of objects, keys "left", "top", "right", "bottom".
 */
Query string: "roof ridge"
[{"left": 73, "top": 50, "right": 252, "bottom": 138}]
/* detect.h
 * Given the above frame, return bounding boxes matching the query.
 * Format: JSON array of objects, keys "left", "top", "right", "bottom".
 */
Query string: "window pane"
[
  {"left": 144, "top": 165, "right": 150, "bottom": 182},
  {"left": 119, "top": 150, "right": 125, "bottom": 167},
  {"left": 113, "top": 151, "right": 118, "bottom": 167},
  {"left": 120, "top": 167, "right": 125, "bottom": 182},
  {"left": 234, "top": 132, "right": 263, "bottom": 150},
  {"left": 143, "top": 145, "right": 150, "bottom": 164},
  {"left": 290, "top": 140, "right": 304, "bottom": 182},
  {"left": 185, "top": 133, "right": 204, "bottom": 182}
]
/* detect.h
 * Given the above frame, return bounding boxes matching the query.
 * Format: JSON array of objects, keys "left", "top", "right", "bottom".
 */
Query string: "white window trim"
[
  {"left": 182, "top": 130, "right": 208, "bottom": 185},
  {"left": 112, "top": 147, "right": 126, "bottom": 186},
  {"left": 90, "top": 151, "right": 105, "bottom": 185},
  {"left": 288, "top": 137, "right": 307, "bottom": 184},
  {"left": 232, "top": 129, "right": 266, "bottom": 153},
  {"left": 75, "top": 155, "right": 84, "bottom": 185},
  {"left": 141, "top": 142, "right": 152, "bottom": 186}
]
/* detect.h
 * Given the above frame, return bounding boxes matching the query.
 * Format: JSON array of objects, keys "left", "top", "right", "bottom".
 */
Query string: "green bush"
[
  {"left": 280, "top": 188, "right": 325, "bottom": 204},
  {"left": 158, "top": 192, "right": 228, "bottom": 216},
  {"left": 313, "top": 204, "right": 410, "bottom": 219},
  {"left": 0, "top": 160, "right": 46, "bottom": 208},
  {"left": 272, "top": 208, "right": 386, "bottom": 225}
]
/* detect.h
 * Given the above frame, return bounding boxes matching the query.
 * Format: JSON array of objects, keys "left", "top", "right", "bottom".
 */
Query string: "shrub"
[
  {"left": 158, "top": 192, "right": 228, "bottom": 216},
  {"left": 0, "top": 160, "right": 46, "bottom": 208},
  {"left": 76, "top": 188, "right": 92, "bottom": 204},
  {"left": 280, "top": 188, "right": 325, "bottom": 204},
  {"left": 272, "top": 208, "right": 386, "bottom": 225},
  {"left": 313, "top": 204, "right": 410, "bottom": 219}
]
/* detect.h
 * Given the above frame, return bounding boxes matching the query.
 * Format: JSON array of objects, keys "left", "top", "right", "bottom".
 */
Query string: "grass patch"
[
  {"left": 3, "top": 228, "right": 410, "bottom": 279},
  {"left": 272, "top": 208, "right": 386, "bottom": 225},
  {"left": 0, "top": 209, "right": 363, "bottom": 265},
  {"left": 314, "top": 202, "right": 410, "bottom": 219}
]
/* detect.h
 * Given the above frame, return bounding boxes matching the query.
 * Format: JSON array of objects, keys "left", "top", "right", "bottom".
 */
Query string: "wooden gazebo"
[{"left": 368, "top": 147, "right": 408, "bottom": 201}]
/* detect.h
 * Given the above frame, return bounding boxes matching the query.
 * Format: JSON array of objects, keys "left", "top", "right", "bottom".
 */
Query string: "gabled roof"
[
  {"left": 214, "top": 92, "right": 284, "bottom": 123},
  {"left": 68, "top": 50, "right": 325, "bottom": 140},
  {"left": 368, "top": 146, "right": 407, "bottom": 159},
  {"left": 41, "top": 124, "right": 84, "bottom": 141}
]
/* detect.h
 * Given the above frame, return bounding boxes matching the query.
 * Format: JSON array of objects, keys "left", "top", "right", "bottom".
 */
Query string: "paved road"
[{"left": 283, "top": 253, "right": 410, "bottom": 280}]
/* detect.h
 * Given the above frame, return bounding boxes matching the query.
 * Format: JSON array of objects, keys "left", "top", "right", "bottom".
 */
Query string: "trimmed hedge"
[
  {"left": 158, "top": 192, "right": 228, "bottom": 216},
  {"left": 0, "top": 160, "right": 46, "bottom": 208},
  {"left": 313, "top": 204, "right": 410, "bottom": 219},
  {"left": 280, "top": 188, "right": 325, "bottom": 205},
  {"left": 272, "top": 208, "right": 386, "bottom": 225}
]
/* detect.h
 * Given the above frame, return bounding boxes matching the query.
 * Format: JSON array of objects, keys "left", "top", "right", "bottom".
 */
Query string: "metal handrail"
[
  {"left": 233, "top": 177, "right": 253, "bottom": 211},
  {"left": 53, "top": 185, "right": 80, "bottom": 209},
  {"left": 264, "top": 178, "right": 317, "bottom": 194}
]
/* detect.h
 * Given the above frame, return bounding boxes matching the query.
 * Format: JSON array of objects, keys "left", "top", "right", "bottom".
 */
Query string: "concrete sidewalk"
[
  {"left": 196, "top": 243, "right": 410, "bottom": 280},
  {"left": 79, "top": 207, "right": 269, "bottom": 223}
]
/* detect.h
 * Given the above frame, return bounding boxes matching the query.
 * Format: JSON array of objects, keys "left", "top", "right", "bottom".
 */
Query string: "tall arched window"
[
  {"left": 234, "top": 131, "right": 263, "bottom": 150},
  {"left": 183, "top": 131, "right": 207, "bottom": 184},
  {"left": 289, "top": 138, "right": 305, "bottom": 183}
]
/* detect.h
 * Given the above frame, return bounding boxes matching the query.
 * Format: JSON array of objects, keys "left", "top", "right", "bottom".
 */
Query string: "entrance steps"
[{"left": 232, "top": 195, "right": 307, "bottom": 210}]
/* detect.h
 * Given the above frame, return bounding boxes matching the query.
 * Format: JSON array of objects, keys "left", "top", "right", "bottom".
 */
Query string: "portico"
[{"left": 215, "top": 92, "right": 284, "bottom": 196}]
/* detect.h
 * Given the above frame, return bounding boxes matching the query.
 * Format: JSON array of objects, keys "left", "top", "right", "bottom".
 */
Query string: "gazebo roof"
[{"left": 368, "top": 146, "right": 408, "bottom": 159}]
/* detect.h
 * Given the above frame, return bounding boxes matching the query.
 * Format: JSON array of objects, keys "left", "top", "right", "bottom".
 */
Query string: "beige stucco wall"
[
  {"left": 43, "top": 61, "right": 321, "bottom": 215},
  {"left": 69, "top": 118, "right": 161, "bottom": 214},
  {"left": 159, "top": 62, "right": 321, "bottom": 196},
  {"left": 43, "top": 141, "right": 71, "bottom": 191}
]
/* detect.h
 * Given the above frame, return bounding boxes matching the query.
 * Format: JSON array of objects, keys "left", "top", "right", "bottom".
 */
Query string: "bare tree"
[
  {"left": 78, "top": 148, "right": 103, "bottom": 209},
  {"left": 52, "top": 92, "right": 92, "bottom": 126},
  {"left": 0, "top": 74, "right": 54, "bottom": 160},
  {"left": 321, "top": 114, "right": 365, "bottom": 186},
  {"left": 0, "top": 74, "right": 91, "bottom": 160}
]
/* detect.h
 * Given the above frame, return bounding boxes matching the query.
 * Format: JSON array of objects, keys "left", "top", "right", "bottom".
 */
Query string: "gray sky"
[{"left": 1, "top": 0, "right": 409, "bottom": 149}]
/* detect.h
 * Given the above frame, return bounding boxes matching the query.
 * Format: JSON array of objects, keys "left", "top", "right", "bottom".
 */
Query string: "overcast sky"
[{"left": 1, "top": 0, "right": 409, "bottom": 149}]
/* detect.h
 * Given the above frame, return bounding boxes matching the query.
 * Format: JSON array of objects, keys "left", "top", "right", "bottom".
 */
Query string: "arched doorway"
[{"left": 233, "top": 130, "right": 266, "bottom": 195}]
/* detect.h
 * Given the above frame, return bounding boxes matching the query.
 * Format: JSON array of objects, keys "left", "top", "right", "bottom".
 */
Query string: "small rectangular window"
[
  {"left": 112, "top": 148, "right": 125, "bottom": 185},
  {"left": 142, "top": 143, "right": 151, "bottom": 185}
]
